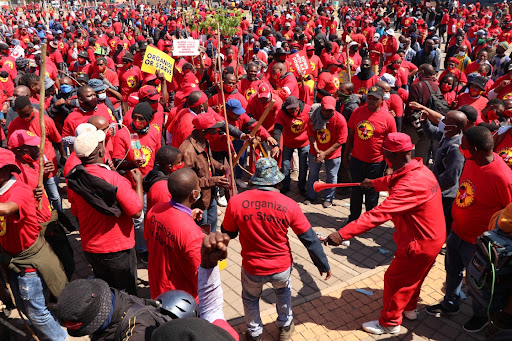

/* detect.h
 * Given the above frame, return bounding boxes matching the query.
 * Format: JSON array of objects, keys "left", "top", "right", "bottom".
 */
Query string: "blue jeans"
[
  {"left": 282, "top": 145, "right": 309, "bottom": 192},
  {"left": 199, "top": 195, "right": 218, "bottom": 232},
  {"left": 348, "top": 157, "right": 385, "bottom": 222},
  {"left": 442, "top": 231, "right": 487, "bottom": 317},
  {"left": 233, "top": 139, "right": 246, "bottom": 180},
  {"left": 133, "top": 194, "right": 147, "bottom": 252},
  {"left": 242, "top": 266, "right": 293, "bottom": 337},
  {"left": 9, "top": 271, "right": 67, "bottom": 341},
  {"left": 306, "top": 154, "right": 341, "bottom": 202},
  {"left": 44, "top": 175, "right": 62, "bottom": 212}
]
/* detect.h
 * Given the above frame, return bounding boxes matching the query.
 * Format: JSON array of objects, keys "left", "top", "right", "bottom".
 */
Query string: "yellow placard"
[
  {"left": 141, "top": 46, "right": 175, "bottom": 83},
  {"left": 218, "top": 259, "right": 227, "bottom": 271}
]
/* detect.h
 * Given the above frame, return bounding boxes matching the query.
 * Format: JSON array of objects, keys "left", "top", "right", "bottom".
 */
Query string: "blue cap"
[
  {"left": 225, "top": 99, "right": 245, "bottom": 115},
  {"left": 88, "top": 79, "right": 107, "bottom": 93}
]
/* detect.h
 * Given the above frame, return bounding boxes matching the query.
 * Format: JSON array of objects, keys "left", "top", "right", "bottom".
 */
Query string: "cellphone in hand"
[{"left": 316, "top": 232, "right": 327, "bottom": 241}]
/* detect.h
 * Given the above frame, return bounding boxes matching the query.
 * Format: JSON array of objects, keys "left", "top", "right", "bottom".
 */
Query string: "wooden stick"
[
  {"left": 346, "top": 40, "right": 351, "bottom": 80},
  {"left": 232, "top": 99, "right": 275, "bottom": 165},
  {"left": 217, "top": 23, "right": 237, "bottom": 196},
  {"left": 38, "top": 43, "right": 47, "bottom": 210}
]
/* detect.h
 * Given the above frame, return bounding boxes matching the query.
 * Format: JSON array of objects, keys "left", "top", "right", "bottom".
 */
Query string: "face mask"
[
  {"left": 434, "top": 44, "right": 439, "bottom": 49},
  {"left": 383, "top": 93, "right": 390, "bottom": 101},
  {"left": 226, "top": 57, "right": 233, "bottom": 62},
  {"left": 170, "top": 161, "right": 185, "bottom": 173},
  {"left": 477, "top": 39, "right": 485, "bottom": 45},
  {"left": 224, "top": 85, "right": 236, "bottom": 93},
  {"left": 391, "top": 63, "right": 400, "bottom": 70},
  {"left": 399, "top": 43, "right": 403, "bottom": 48},
  {"left": 385, "top": 158, "right": 392, "bottom": 168},
  {"left": 98, "top": 92, "right": 107, "bottom": 100},
  {"left": 97, "top": 66, "right": 106, "bottom": 73},
  {"left": 447, "top": 65, "right": 455, "bottom": 71},
  {"left": 307, "top": 51, "right": 314, "bottom": 57},
  {"left": 133, "top": 120, "right": 147, "bottom": 130},
  {"left": 192, "top": 189, "right": 201, "bottom": 203},
  {"left": 458, "top": 51, "right": 465, "bottom": 56},
  {"left": 78, "top": 58, "right": 86, "bottom": 64},
  {"left": 459, "top": 145, "right": 472, "bottom": 159},
  {"left": 23, "top": 111, "right": 34, "bottom": 122},
  {"left": 487, "top": 109, "right": 499, "bottom": 121},
  {"left": 20, "top": 152, "right": 37, "bottom": 163},
  {"left": 83, "top": 97, "right": 98, "bottom": 110},
  {"left": 439, "top": 83, "right": 452, "bottom": 92},
  {"left": 504, "top": 109, "right": 512, "bottom": 118},
  {"left": 469, "top": 88, "right": 482, "bottom": 97},
  {"left": 60, "top": 84, "right": 73, "bottom": 93}
]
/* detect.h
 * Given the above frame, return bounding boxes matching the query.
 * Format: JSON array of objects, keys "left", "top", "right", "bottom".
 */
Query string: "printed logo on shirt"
[
  {"left": 59, "top": 42, "right": 65, "bottom": 49},
  {"left": 133, "top": 145, "right": 152, "bottom": 168},
  {"left": 357, "top": 87, "right": 368, "bottom": 95},
  {"left": 26, "top": 131, "right": 37, "bottom": 137},
  {"left": 317, "top": 128, "right": 331, "bottom": 144},
  {"left": 333, "top": 77, "right": 340, "bottom": 89},
  {"left": 126, "top": 76, "right": 137, "bottom": 88},
  {"left": 3, "top": 60, "right": 13, "bottom": 70},
  {"left": 455, "top": 180, "right": 476, "bottom": 208},
  {"left": 498, "top": 147, "right": 512, "bottom": 167},
  {"left": 356, "top": 120, "right": 375, "bottom": 140},
  {"left": 291, "top": 118, "right": 305, "bottom": 133},
  {"left": 310, "top": 62, "right": 316, "bottom": 71},
  {"left": 151, "top": 123, "right": 161, "bottom": 133},
  {"left": 0, "top": 76, "right": 8, "bottom": 83},
  {"left": 0, "top": 216, "right": 6, "bottom": 237},
  {"left": 245, "top": 88, "right": 256, "bottom": 100},
  {"left": 503, "top": 92, "right": 512, "bottom": 100}
]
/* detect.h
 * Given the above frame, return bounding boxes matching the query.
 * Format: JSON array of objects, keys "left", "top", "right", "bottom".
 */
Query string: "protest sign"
[
  {"left": 141, "top": 46, "right": 175, "bottom": 82},
  {"left": 289, "top": 50, "right": 312, "bottom": 77},
  {"left": 173, "top": 39, "right": 200, "bottom": 56}
]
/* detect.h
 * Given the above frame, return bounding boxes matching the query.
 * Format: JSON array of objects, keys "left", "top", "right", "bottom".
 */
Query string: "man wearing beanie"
[
  {"left": 222, "top": 157, "right": 331, "bottom": 341},
  {"left": 0, "top": 148, "right": 68, "bottom": 340},
  {"left": 325, "top": 133, "right": 446, "bottom": 335},
  {"left": 67, "top": 130, "right": 143, "bottom": 294},
  {"left": 113, "top": 102, "right": 161, "bottom": 261}
]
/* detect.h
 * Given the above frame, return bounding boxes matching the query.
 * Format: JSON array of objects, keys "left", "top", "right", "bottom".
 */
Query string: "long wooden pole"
[
  {"left": 217, "top": 23, "right": 237, "bottom": 196},
  {"left": 37, "top": 43, "right": 47, "bottom": 210},
  {"left": 232, "top": 99, "right": 275, "bottom": 165}
]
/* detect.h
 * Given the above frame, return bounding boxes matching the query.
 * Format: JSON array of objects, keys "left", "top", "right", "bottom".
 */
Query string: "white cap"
[
  {"left": 285, "top": 22, "right": 291, "bottom": 27},
  {"left": 379, "top": 73, "right": 396, "bottom": 88},
  {"left": 386, "top": 29, "right": 394, "bottom": 36},
  {"left": 74, "top": 130, "right": 106, "bottom": 158},
  {"left": 75, "top": 123, "right": 97, "bottom": 137},
  {"left": 349, "top": 41, "right": 359, "bottom": 47},
  {"left": 374, "top": 33, "right": 381, "bottom": 38}
]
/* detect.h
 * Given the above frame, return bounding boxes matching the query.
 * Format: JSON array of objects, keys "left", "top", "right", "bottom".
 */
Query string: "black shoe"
[
  {"left": 322, "top": 200, "right": 333, "bottom": 208},
  {"left": 245, "top": 331, "right": 262, "bottom": 341},
  {"left": 137, "top": 251, "right": 149, "bottom": 265},
  {"left": 425, "top": 303, "right": 459, "bottom": 317},
  {"left": 463, "top": 316, "right": 488, "bottom": 333},
  {"left": 439, "top": 246, "right": 446, "bottom": 255},
  {"left": 279, "top": 322, "right": 295, "bottom": 340}
]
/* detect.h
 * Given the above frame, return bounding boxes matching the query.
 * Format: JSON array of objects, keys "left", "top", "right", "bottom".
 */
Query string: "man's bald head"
[
  {"left": 88, "top": 115, "right": 109, "bottom": 130},
  {"left": 60, "top": 76, "right": 73, "bottom": 86},
  {"left": 187, "top": 91, "right": 204, "bottom": 106},
  {"left": 167, "top": 168, "right": 198, "bottom": 203},
  {"left": 375, "top": 81, "right": 391, "bottom": 92},
  {"left": 445, "top": 110, "right": 467, "bottom": 130},
  {"left": 13, "top": 85, "right": 31, "bottom": 97},
  {"left": 339, "top": 82, "right": 354, "bottom": 94},
  {"left": 419, "top": 64, "right": 435, "bottom": 77},
  {"left": 77, "top": 85, "right": 94, "bottom": 98},
  {"left": 272, "top": 62, "right": 286, "bottom": 74}
]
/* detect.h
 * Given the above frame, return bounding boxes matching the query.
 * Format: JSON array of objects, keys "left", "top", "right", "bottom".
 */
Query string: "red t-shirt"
[
  {"left": 348, "top": 104, "right": 397, "bottom": 163},
  {"left": 317, "top": 71, "right": 340, "bottom": 98},
  {"left": 146, "top": 179, "right": 171, "bottom": 214},
  {"left": 275, "top": 104, "right": 311, "bottom": 149},
  {"left": 451, "top": 154, "right": 512, "bottom": 243},
  {"left": 67, "top": 164, "right": 142, "bottom": 253},
  {"left": 145, "top": 202, "right": 203, "bottom": 299},
  {"left": 496, "top": 131, "right": 512, "bottom": 170},
  {"left": 7, "top": 113, "right": 62, "bottom": 178},
  {"left": 117, "top": 65, "right": 143, "bottom": 101},
  {"left": 222, "top": 189, "right": 311, "bottom": 276},
  {"left": 246, "top": 95, "right": 283, "bottom": 133},
  {"left": 307, "top": 111, "right": 348, "bottom": 159},
  {"left": 61, "top": 104, "right": 115, "bottom": 137},
  {"left": 0, "top": 179, "right": 41, "bottom": 255},
  {"left": 454, "top": 93, "right": 488, "bottom": 119},
  {"left": 351, "top": 74, "right": 378, "bottom": 95},
  {"left": 14, "top": 158, "right": 52, "bottom": 223}
]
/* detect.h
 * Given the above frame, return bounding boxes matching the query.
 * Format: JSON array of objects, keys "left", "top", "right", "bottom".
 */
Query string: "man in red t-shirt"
[
  {"left": 426, "top": 126, "right": 512, "bottom": 332},
  {"left": 117, "top": 52, "right": 143, "bottom": 113},
  {"left": 0, "top": 148, "right": 68, "bottom": 341},
  {"left": 67, "top": 130, "right": 143, "bottom": 295},
  {"left": 305, "top": 96, "right": 348, "bottom": 207},
  {"left": 145, "top": 168, "right": 204, "bottom": 300},
  {"left": 344, "top": 86, "right": 397, "bottom": 225},
  {"left": 222, "top": 157, "right": 331, "bottom": 341}
]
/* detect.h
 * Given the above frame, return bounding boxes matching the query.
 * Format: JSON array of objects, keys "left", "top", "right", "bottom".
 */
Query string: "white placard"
[{"left": 173, "top": 39, "right": 200, "bottom": 57}]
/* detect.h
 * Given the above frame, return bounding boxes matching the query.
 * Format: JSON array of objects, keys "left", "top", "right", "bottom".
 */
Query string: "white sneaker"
[
  {"left": 341, "top": 240, "right": 350, "bottom": 247},
  {"left": 403, "top": 309, "right": 418, "bottom": 320},
  {"left": 236, "top": 179, "right": 248, "bottom": 189},
  {"left": 218, "top": 195, "right": 228, "bottom": 207},
  {"left": 362, "top": 320, "right": 400, "bottom": 335}
]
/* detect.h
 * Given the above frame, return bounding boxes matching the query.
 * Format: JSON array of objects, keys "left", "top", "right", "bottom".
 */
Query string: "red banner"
[{"left": 289, "top": 50, "right": 312, "bottom": 77}]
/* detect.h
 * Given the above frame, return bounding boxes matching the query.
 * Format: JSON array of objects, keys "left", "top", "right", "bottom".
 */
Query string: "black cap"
[
  {"left": 76, "top": 73, "right": 90, "bottom": 82},
  {"left": 77, "top": 50, "right": 89, "bottom": 59},
  {"left": 138, "top": 41, "right": 148, "bottom": 49},
  {"left": 367, "top": 85, "right": 384, "bottom": 99},
  {"left": 123, "top": 52, "right": 134, "bottom": 62},
  {"left": 284, "top": 95, "right": 300, "bottom": 110},
  {"left": 470, "top": 76, "right": 487, "bottom": 90},
  {"left": 0, "top": 43, "right": 9, "bottom": 50},
  {"left": 274, "top": 47, "right": 290, "bottom": 55}
]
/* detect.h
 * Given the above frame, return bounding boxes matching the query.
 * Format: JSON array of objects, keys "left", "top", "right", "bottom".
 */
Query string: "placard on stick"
[
  {"left": 141, "top": 46, "right": 175, "bottom": 82},
  {"left": 173, "top": 39, "right": 200, "bottom": 57}
]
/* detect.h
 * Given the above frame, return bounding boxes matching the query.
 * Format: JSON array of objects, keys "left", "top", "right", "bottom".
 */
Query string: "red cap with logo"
[
  {"left": 382, "top": 132, "right": 414, "bottom": 153},
  {"left": 258, "top": 83, "right": 271, "bottom": 98},
  {"left": 138, "top": 85, "right": 160, "bottom": 100},
  {"left": 8, "top": 130, "right": 41, "bottom": 149},
  {"left": 321, "top": 96, "right": 336, "bottom": 110},
  {"left": 192, "top": 113, "right": 224, "bottom": 130}
]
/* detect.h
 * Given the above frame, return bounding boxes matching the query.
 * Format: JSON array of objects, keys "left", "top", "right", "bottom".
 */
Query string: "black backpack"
[{"left": 421, "top": 80, "right": 449, "bottom": 115}]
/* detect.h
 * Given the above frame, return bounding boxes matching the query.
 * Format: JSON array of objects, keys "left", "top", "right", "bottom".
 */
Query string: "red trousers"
[{"left": 379, "top": 238, "right": 444, "bottom": 327}]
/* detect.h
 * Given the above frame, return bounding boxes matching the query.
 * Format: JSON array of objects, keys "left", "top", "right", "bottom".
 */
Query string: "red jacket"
[
  {"left": 276, "top": 72, "right": 299, "bottom": 101},
  {"left": 340, "top": 158, "right": 446, "bottom": 248}
]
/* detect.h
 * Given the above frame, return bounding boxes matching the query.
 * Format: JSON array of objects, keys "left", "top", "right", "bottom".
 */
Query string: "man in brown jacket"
[{"left": 180, "top": 112, "right": 229, "bottom": 232}]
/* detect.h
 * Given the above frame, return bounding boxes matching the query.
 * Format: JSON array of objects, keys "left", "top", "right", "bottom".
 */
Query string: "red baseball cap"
[
  {"left": 182, "top": 83, "right": 199, "bottom": 97},
  {"left": 382, "top": 132, "right": 414, "bottom": 153},
  {"left": 192, "top": 113, "right": 224, "bottom": 130},
  {"left": 138, "top": 85, "right": 160, "bottom": 101},
  {"left": 8, "top": 130, "right": 41, "bottom": 149},
  {"left": 321, "top": 96, "right": 336, "bottom": 110},
  {"left": 127, "top": 93, "right": 139, "bottom": 107},
  {"left": 0, "top": 148, "right": 21, "bottom": 174},
  {"left": 258, "top": 83, "right": 271, "bottom": 98}
]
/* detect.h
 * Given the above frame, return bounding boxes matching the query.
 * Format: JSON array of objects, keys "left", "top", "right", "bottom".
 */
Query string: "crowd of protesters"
[{"left": 0, "top": 0, "right": 512, "bottom": 340}]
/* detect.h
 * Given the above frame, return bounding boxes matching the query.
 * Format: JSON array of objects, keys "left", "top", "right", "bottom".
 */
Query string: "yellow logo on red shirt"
[
  {"left": 356, "top": 120, "right": 375, "bottom": 140},
  {"left": 4, "top": 60, "right": 13, "bottom": 69},
  {"left": 24, "top": 38, "right": 30, "bottom": 43},
  {"left": 310, "top": 62, "right": 316, "bottom": 71},
  {"left": 133, "top": 145, "right": 152, "bottom": 168},
  {"left": 126, "top": 76, "right": 136, "bottom": 88},
  {"left": 455, "top": 180, "right": 476, "bottom": 208},
  {"left": 358, "top": 87, "right": 368, "bottom": 95},
  {"left": 317, "top": 128, "right": 331, "bottom": 144},
  {"left": 291, "top": 118, "right": 305, "bottom": 133},
  {"left": 0, "top": 77, "right": 8, "bottom": 83},
  {"left": 59, "top": 42, "right": 64, "bottom": 49},
  {"left": 26, "top": 131, "right": 36, "bottom": 137},
  {"left": 151, "top": 123, "right": 161, "bottom": 133},
  {"left": 0, "top": 216, "right": 6, "bottom": 236},
  {"left": 245, "top": 88, "right": 256, "bottom": 100},
  {"left": 498, "top": 147, "right": 512, "bottom": 167},
  {"left": 333, "top": 77, "right": 340, "bottom": 89},
  {"left": 503, "top": 92, "right": 512, "bottom": 100}
]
